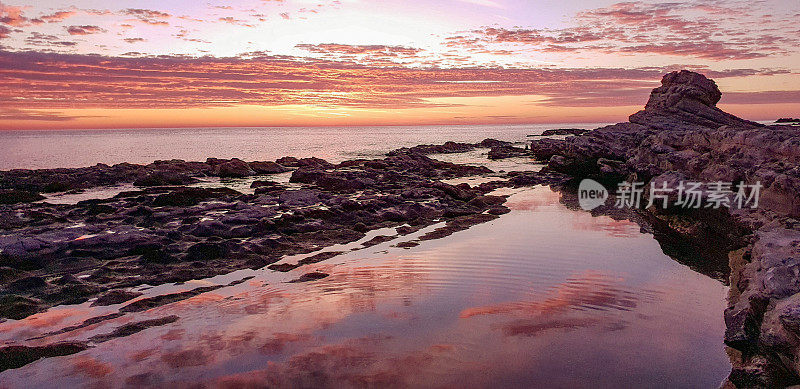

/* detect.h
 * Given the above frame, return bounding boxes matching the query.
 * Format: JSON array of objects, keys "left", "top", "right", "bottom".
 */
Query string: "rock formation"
[
  {"left": 0, "top": 153, "right": 508, "bottom": 323},
  {"left": 530, "top": 70, "right": 800, "bottom": 387}
]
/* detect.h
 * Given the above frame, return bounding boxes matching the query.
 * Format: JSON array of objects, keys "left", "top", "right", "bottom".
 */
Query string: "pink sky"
[{"left": 1, "top": 0, "right": 799, "bottom": 129}]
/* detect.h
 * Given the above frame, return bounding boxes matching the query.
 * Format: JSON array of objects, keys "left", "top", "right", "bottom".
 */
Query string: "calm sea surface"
[
  {"left": 0, "top": 125, "right": 731, "bottom": 387},
  {"left": 0, "top": 124, "right": 604, "bottom": 170}
]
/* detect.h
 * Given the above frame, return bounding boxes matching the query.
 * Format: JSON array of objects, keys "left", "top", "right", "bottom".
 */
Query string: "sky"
[{"left": 0, "top": 0, "right": 799, "bottom": 130}]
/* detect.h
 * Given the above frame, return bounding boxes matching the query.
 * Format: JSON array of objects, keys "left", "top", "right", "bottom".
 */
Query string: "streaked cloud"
[
  {"left": 0, "top": 50, "right": 794, "bottom": 114},
  {"left": 447, "top": 1, "right": 800, "bottom": 60},
  {"left": 66, "top": 25, "right": 105, "bottom": 35}
]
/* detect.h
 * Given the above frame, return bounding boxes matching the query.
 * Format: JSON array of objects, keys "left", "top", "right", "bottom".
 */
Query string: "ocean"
[{"left": 0, "top": 123, "right": 607, "bottom": 170}]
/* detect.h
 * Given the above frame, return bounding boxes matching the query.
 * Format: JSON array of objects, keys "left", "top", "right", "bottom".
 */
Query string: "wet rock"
[
  {"left": 119, "top": 286, "right": 221, "bottom": 313},
  {"left": 186, "top": 242, "right": 229, "bottom": 261},
  {"left": 477, "top": 138, "right": 511, "bottom": 148},
  {"left": 0, "top": 341, "right": 89, "bottom": 372},
  {"left": 0, "top": 266, "right": 25, "bottom": 283},
  {"left": 129, "top": 243, "right": 175, "bottom": 264},
  {"left": 152, "top": 187, "right": 241, "bottom": 207},
  {"left": 0, "top": 190, "right": 44, "bottom": 204},
  {"left": 0, "top": 295, "right": 44, "bottom": 319},
  {"left": 361, "top": 235, "right": 396, "bottom": 247},
  {"left": 134, "top": 171, "right": 197, "bottom": 187},
  {"left": 277, "top": 189, "right": 324, "bottom": 206},
  {"left": 251, "top": 180, "right": 284, "bottom": 193},
  {"left": 488, "top": 206, "right": 511, "bottom": 215},
  {"left": 488, "top": 145, "right": 528, "bottom": 160},
  {"left": 289, "top": 272, "right": 329, "bottom": 283},
  {"left": 537, "top": 128, "right": 590, "bottom": 136},
  {"left": 213, "top": 158, "right": 255, "bottom": 178},
  {"left": 249, "top": 161, "right": 289, "bottom": 174},
  {"left": 297, "top": 251, "right": 344, "bottom": 265},
  {"left": 275, "top": 156, "right": 300, "bottom": 167},
  {"left": 267, "top": 263, "right": 299, "bottom": 272},
  {"left": 189, "top": 220, "right": 231, "bottom": 238},
  {"left": 388, "top": 141, "right": 474, "bottom": 156},
  {"left": 6, "top": 276, "right": 48, "bottom": 292},
  {"left": 91, "top": 289, "right": 144, "bottom": 306},
  {"left": 778, "top": 305, "right": 800, "bottom": 340},
  {"left": 776, "top": 118, "right": 800, "bottom": 123},
  {"left": 89, "top": 315, "right": 179, "bottom": 343}
]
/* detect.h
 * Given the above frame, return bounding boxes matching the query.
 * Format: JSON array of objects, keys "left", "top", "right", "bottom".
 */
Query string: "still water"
[
  {"left": 0, "top": 185, "right": 729, "bottom": 388},
  {"left": 0, "top": 123, "right": 604, "bottom": 170}
]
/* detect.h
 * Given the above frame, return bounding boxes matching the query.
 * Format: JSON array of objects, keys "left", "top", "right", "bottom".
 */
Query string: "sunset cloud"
[
  {"left": 122, "top": 8, "right": 171, "bottom": 26},
  {"left": 296, "top": 43, "right": 423, "bottom": 56},
  {"left": 38, "top": 10, "right": 76, "bottom": 23},
  {"left": 24, "top": 32, "right": 76, "bottom": 46},
  {"left": 0, "top": 50, "right": 794, "bottom": 114},
  {"left": 0, "top": 0, "right": 797, "bottom": 128},
  {"left": 0, "top": 2, "right": 28, "bottom": 26},
  {"left": 450, "top": 1, "right": 800, "bottom": 60},
  {"left": 66, "top": 25, "right": 105, "bottom": 35}
]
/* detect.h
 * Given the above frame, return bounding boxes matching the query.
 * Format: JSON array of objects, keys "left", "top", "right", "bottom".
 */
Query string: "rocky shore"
[
  {"left": 528, "top": 70, "right": 800, "bottom": 388},
  {"left": 0, "top": 151, "right": 522, "bottom": 322}
]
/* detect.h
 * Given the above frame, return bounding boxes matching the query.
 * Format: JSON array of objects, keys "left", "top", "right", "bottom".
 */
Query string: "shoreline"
[{"left": 528, "top": 70, "right": 800, "bottom": 387}]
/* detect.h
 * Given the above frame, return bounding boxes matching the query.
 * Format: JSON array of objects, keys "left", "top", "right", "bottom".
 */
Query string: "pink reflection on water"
[
  {"left": 0, "top": 186, "right": 729, "bottom": 388},
  {"left": 460, "top": 271, "right": 642, "bottom": 319}
]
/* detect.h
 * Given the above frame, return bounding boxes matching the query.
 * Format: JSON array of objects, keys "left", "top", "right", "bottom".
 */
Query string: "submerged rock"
[{"left": 0, "top": 342, "right": 88, "bottom": 372}]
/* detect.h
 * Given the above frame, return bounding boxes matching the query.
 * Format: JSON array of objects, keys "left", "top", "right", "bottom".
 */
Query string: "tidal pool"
[{"left": 0, "top": 183, "right": 730, "bottom": 388}]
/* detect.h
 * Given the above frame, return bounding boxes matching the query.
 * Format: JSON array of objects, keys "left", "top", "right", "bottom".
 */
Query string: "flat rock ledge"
[
  {"left": 530, "top": 70, "right": 800, "bottom": 388},
  {"left": 0, "top": 152, "right": 512, "bottom": 322}
]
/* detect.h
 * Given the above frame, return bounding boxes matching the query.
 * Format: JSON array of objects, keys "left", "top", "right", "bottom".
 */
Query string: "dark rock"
[
  {"left": 477, "top": 138, "right": 511, "bottom": 148},
  {"left": 134, "top": 171, "right": 197, "bottom": 187},
  {"left": 488, "top": 206, "right": 511, "bottom": 215},
  {"left": 297, "top": 251, "right": 345, "bottom": 265},
  {"left": 186, "top": 242, "right": 228, "bottom": 261},
  {"left": 0, "top": 295, "right": 43, "bottom": 319},
  {"left": 152, "top": 187, "right": 241, "bottom": 207},
  {"left": 119, "top": 286, "right": 221, "bottom": 313},
  {"left": 488, "top": 145, "right": 528, "bottom": 160},
  {"left": 6, "top": 276, "right": 48, "bottom": 292},
  {"left": 289, "top": 272, "right": 329, "bottom": 283},
  {"left": 537, "top": 128, "right": 590, "bottom": 136},
  {"left": 268, "top": 263, "right": 299, "bottom": 272},
  {"left": 251, "top": 180, "right": 281, "bottom": 189},
  {"left": 0, "top": 341, "right": 88, "bottom": 372},
  {"left": 249, "top": 161, "right": 289, "bottom": 174},
  {"left": 213, "top": 158, "right": 255, "bottom": 178},
  {"left": 275, "top": 156, "right": 300, "bottom": 167},
  {"left": 388, "top": 141, "right": 474, "bottom": 156},
  {"left": 91, "top": 289, "right": 144, "bottom": 306},
  {"left": 89, "top": 315, "right": 179, "bottom": 343},
  {"left": 0, "top": 190, "right": 44, "bottom": 204}
]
